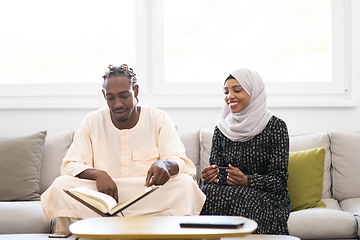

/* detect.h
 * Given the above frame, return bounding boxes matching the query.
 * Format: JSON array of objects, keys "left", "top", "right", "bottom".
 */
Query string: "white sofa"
[
  {"left": 287, "top": 130, "right": 360, "bottom": 240},
  {"left": 1, "top": 128, "right": 360, "bottom": 240}
]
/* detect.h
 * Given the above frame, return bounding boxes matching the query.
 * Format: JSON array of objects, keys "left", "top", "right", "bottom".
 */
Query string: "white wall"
[
  {"left": 1, "top": 98, "right": 360, "bottom": 137},
  {"left": 1, "top": 1, "right": 359, "bottom": 137}
]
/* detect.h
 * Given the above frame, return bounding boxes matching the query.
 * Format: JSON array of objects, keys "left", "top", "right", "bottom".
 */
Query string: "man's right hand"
[{"left": 76, "top": 169, "right": 119, "bottom": 202}]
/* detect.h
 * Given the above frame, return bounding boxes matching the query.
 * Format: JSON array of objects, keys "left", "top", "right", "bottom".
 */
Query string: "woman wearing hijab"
[{"left": 200, "top": 68, "right": 291, "bottom": 235}]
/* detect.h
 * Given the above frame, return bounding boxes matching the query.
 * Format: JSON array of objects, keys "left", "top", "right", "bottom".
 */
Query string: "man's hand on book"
[
  {"left": 145, "top": 160, "right": 179, "bottom": 187},
  {"left": 76, "top": 169, "right": 119, "bottom": 203},
  {"left": 94, "top": 170, "right": 119, "bottom": 202}
]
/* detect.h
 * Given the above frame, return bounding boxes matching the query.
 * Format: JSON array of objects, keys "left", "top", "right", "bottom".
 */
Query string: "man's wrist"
[
  {"left": 77, "top": 168, "right": 106, "bottom": 181},
  {"left": 93, "top": 169, "right": 105, "bottom": 179},
  {"left": 164, "top": 160, "right": 179, "bottom": 176}
]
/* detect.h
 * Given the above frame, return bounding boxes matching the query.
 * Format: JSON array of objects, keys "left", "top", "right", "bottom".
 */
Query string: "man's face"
[{"left": 102, "top": 75, "right": 138, "bottom": 123}]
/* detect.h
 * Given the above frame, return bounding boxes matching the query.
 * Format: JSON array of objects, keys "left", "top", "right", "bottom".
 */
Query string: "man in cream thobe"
[{"left": 41, "top": 64, "right": 206, "bottom": 235}]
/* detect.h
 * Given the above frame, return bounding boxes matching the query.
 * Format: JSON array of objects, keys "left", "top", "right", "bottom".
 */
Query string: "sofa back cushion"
[
  {"left": 178, "top": 129, "right": 201, "bottom": 184},
  {"left": 40, "top": 131, "right": 74, "bottom": 194},
  {"left": 199, "top": 128, "right": 214, "bottom": 187},
  {"left": 288, "top": 148, "right": 326, "bottom": 211},
  {"left": 289, "top": 131, "right": 331, "bottom": 199},
  {"left": 328, "top": 129, "right": 360, "bottom": 201},
  {"left": 0, "top": 131, "right": 47, "bottom": 201}
]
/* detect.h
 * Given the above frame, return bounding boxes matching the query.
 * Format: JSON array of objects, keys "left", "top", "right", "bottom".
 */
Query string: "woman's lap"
[{"left": 200, "top": 184, "right": 289, "bottom": 235}]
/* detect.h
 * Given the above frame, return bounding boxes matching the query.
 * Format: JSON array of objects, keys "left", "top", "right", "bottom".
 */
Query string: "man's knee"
[
  {"left": 47, "top": 175, "right": 76, "bottom": 194},
  {"left": 52, "top": 175, "right": 72, "bottom": 186},
  {"left": 170, "top": 173, "right": 197, "bottom": 186}
]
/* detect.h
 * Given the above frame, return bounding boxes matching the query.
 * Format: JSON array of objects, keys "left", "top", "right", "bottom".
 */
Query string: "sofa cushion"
[
  {"left": 199, "top": 127, "right": 214, "bottom": 187},
  {"left": 0, "top": 201, "right": 52, "bottom": 234},
  {"left": 322, "top": 198, "right": 341, "bottom": 210},
  {"left": 340, "top": 198, "right": 360, "bottom": 238},
  {"left": 340, "top": 198, "right": 360, "bottom": 215},
  {"left": 40, "top": 131, "right": 74, "bottom": 194},
  {"left": 328, "top": 129, "right": 360, "bottom": 201},
  {"left": 0, "top": 131, "right": 46, "bottom": 201},
  {"left": 178, "top": 129, "right": 200, "bottom": 184},
  {"left": 289, "top": 131, "right": 331, "bottom": 198},
  {"left": 288, "top": 148, "right": 326, "bottom": 212},
  {"left": 288, "top": 208, "right": 358, "bottom": 239}
]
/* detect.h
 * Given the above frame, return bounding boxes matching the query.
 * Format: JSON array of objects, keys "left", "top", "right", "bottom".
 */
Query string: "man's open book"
[{"left": 64, "top": 186, "right": 158, "bottom": 217}]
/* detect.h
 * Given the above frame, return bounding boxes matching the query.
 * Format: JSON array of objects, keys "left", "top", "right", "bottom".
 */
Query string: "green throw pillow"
[
  {"left": 288, "top": 148, "right": 326, "bottom": 212},
  {"left": 0, "top": 131, "right": 47, "bottom": 201}
]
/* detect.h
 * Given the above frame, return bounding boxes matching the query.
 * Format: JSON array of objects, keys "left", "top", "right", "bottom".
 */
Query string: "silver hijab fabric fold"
[{"left": 217, "top": 68, "right": 273, "bottom": 142}]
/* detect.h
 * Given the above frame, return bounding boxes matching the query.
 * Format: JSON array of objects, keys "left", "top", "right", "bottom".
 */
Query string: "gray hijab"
[{"left": 217, "top": 68, "right": 273, "bottom": 142}]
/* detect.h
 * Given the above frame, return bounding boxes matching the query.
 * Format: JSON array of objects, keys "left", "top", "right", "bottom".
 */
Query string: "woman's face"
[{"left": 223, "top": 78, "right": 251, "bottom": 113}]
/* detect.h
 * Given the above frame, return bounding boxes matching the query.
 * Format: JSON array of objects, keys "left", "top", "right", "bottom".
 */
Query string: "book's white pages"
[{"left": 65, "top": 185, "right": 158, "bottom": 216}]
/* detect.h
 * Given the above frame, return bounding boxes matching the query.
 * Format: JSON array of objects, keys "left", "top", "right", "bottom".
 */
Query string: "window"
[
  {"left": 0, "top": 0, "right": 354, "bottom": 108},
  {"left": 152, "top": 0, "right": 352, "bottom": 103},
  {"left": 0, "top": 1, "right": 136, "bottom": 84},
  {"left": 0, "top": 0, "right": 136, "bottom": 107},
  {"left": 162, "top": 0, "right": 331, "bottom": 86}
]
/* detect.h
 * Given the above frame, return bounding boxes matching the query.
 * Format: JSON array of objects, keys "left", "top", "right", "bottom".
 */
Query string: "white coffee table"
[
  {"left": 0, "top": 233, "right": 300, "bottom": 240},
  {"left": 70, "top": 215, "right": 258, "bottom": 239}
]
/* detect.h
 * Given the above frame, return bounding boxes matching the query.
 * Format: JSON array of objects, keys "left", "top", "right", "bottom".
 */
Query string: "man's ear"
[
  {"left": 133, "top": 84, "right": 140, "bottom": 103},
  {"left": 134, "top": 84, "right": 139, "bottom": 98}
]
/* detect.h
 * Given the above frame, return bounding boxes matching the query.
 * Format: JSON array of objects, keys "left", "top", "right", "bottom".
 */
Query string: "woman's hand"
[
  {"left": 226, "top": 164, "right": 249, "bottom": 186},
  {"left": 201, "top": 165, "right": 219, "bottom": 184}
]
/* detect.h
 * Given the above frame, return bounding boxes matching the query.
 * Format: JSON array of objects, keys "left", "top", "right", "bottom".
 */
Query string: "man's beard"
[{"left": 116, "top": 116, "right": 129, "bottom": 122}]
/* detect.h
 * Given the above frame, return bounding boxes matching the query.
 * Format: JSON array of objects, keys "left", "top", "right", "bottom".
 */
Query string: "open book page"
[
  {"left": 65, "top": 185, "right": 159, "bottom": 216},
  {"left": 109, "top": 186, "right": 158, "bottom": 215},
  {"left": 65, "top": 187, "right": 117, "bottom": 214}
]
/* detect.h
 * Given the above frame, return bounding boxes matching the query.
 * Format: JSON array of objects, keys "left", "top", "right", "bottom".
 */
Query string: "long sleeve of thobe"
[{"left": 61, "top": 116, "right": 94, "bottom": 177}]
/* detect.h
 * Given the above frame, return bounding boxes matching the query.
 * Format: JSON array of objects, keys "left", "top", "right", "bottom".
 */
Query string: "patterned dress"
[{"left": 200, "top": 116, "right": 291, "bottom": 235}]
